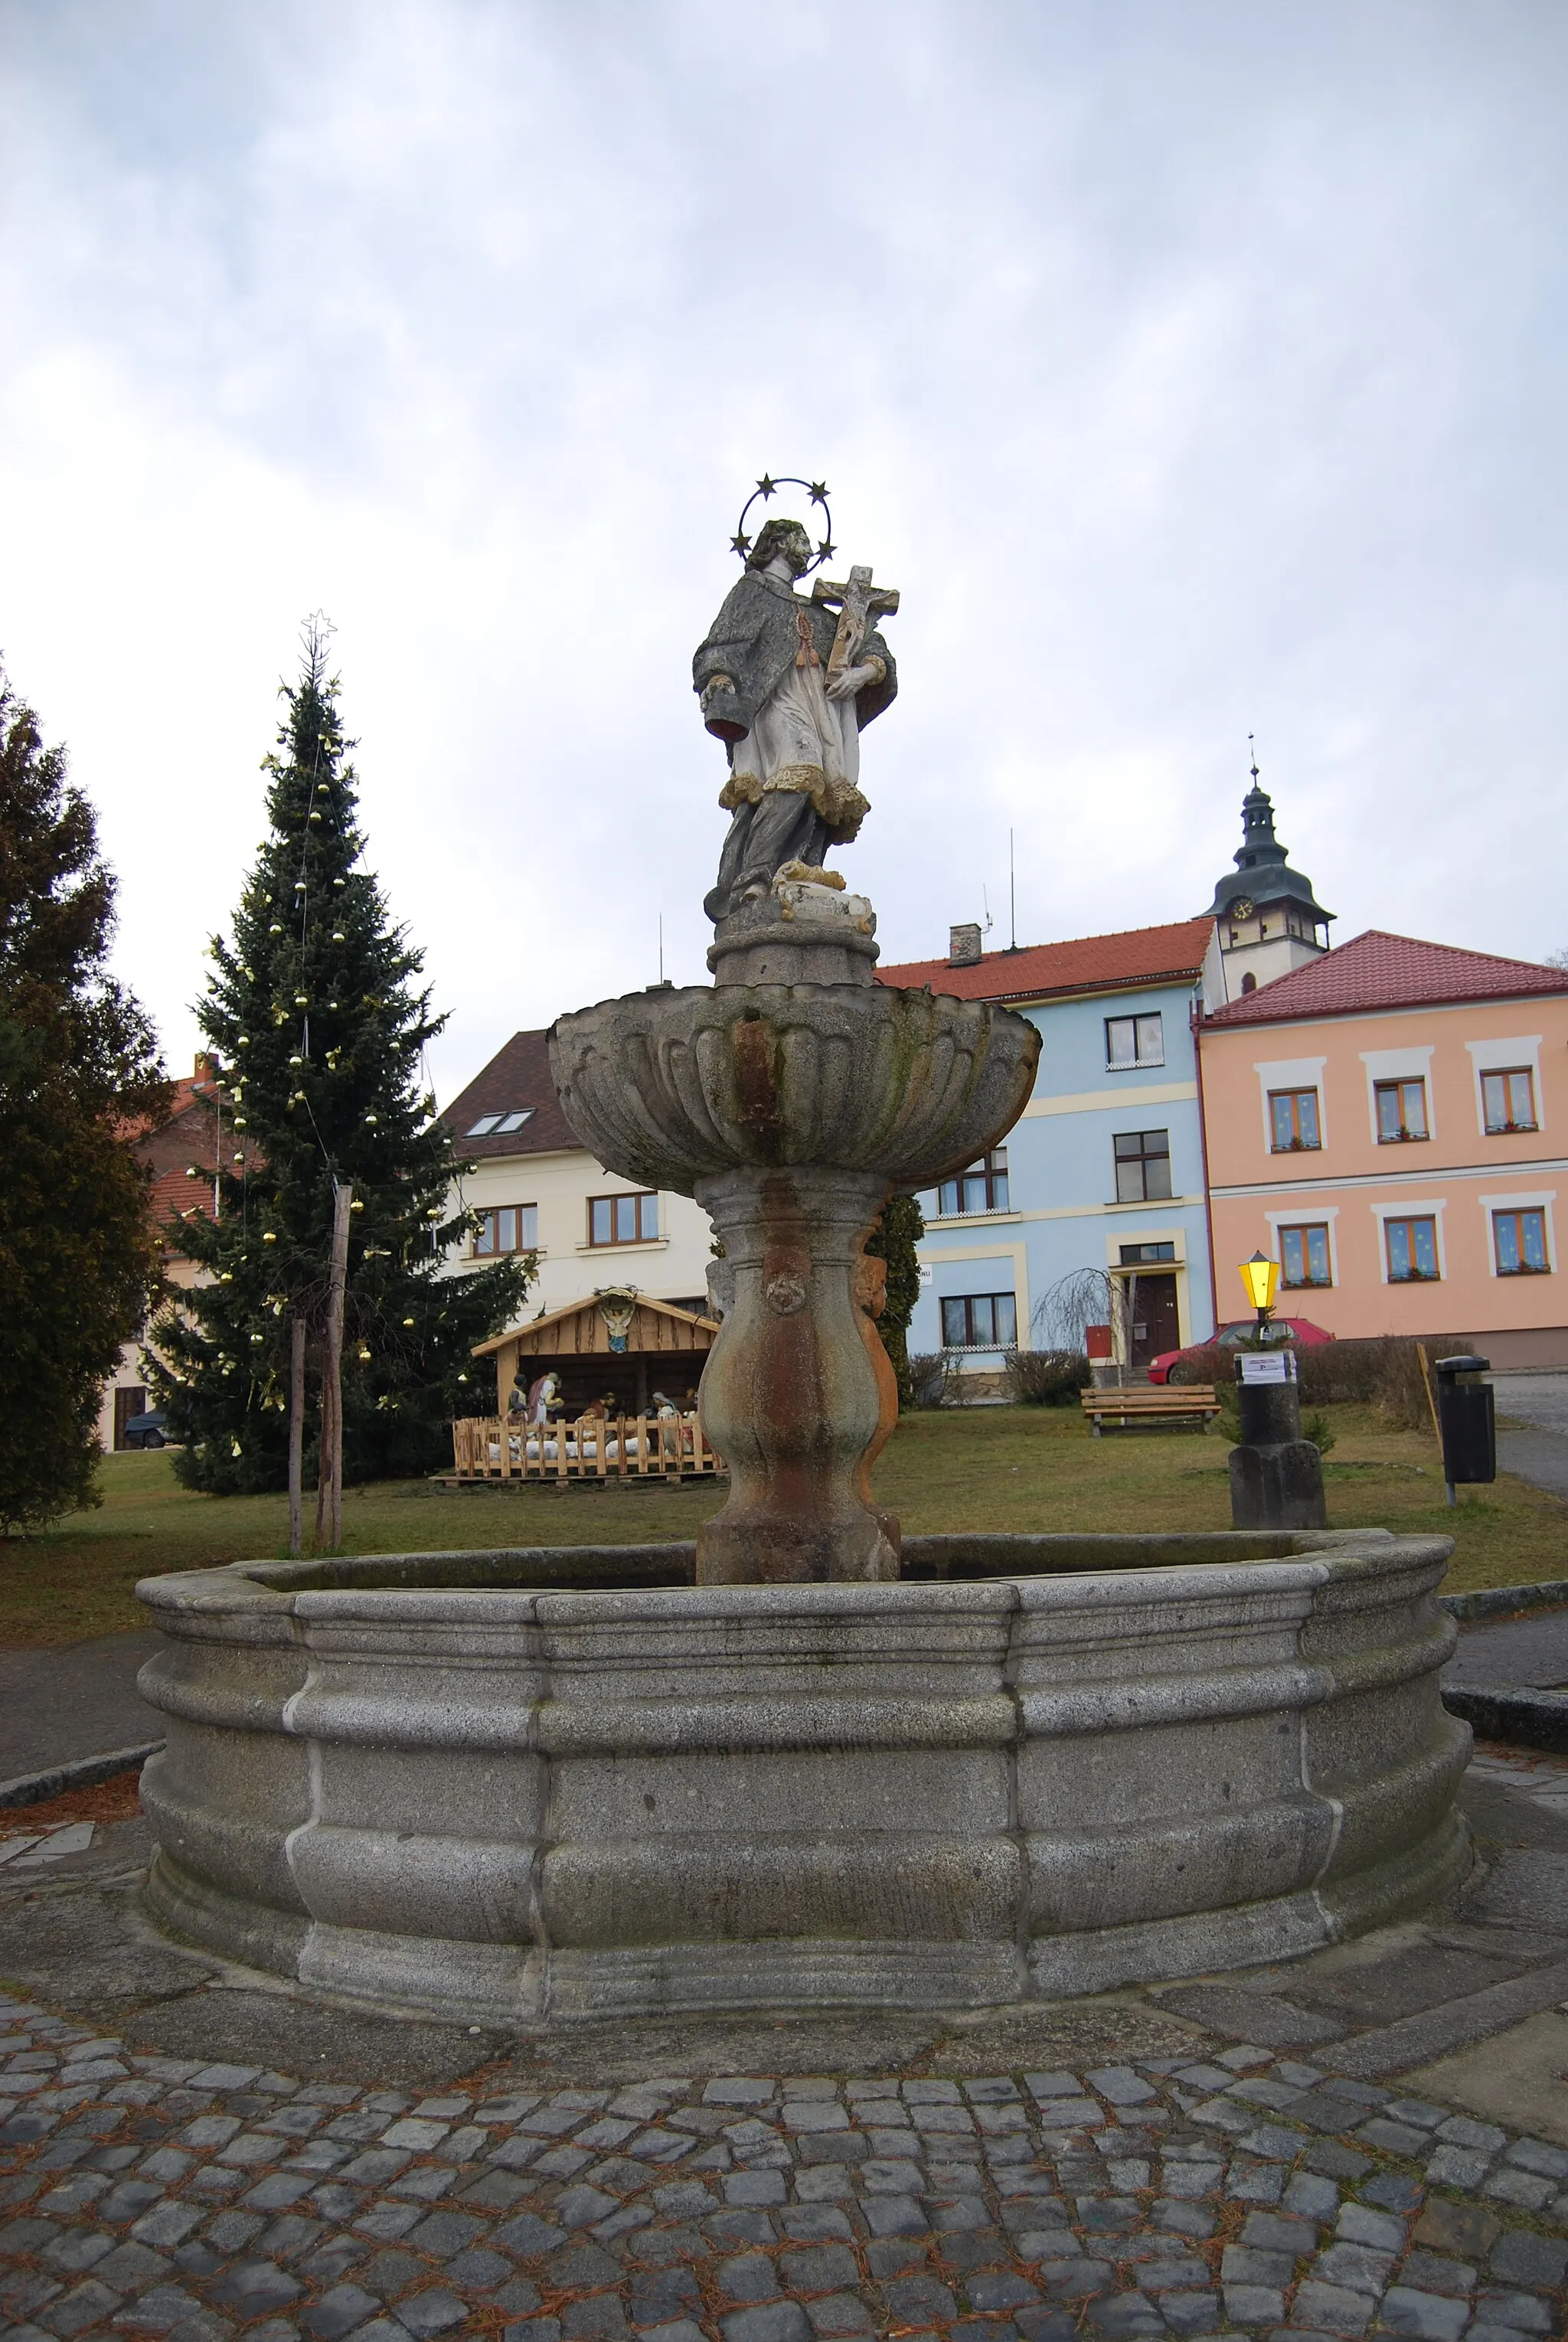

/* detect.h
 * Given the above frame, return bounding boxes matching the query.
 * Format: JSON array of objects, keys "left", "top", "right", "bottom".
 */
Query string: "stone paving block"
[
  {"left": 299, "top": 2282, "right": 381, "bottom": 2339},
  {"left": 1474, "top": 2291, "right": 1555, "bottom": 2335},
  {"left": 1334, "top": 2202, "right": 1404, "bottom": 2251},
  {"left": 205, "top": 2256, "right": 302, "bottom": 2315},
  {"left": 1489, "top": 2229, "right": 1568, "bottom": 2288},
  {"left": 1377, "top": 2290, "right": 1469, "bottom": 2342},
  {"left": 1356, "top": 2119, "right": 1431, "bottom": 2157},
  {"left": 41, "top": 2275, "right": 127, "bottom": 2335},
  {"left": 1426, "top": 2145, "right": 1492, "bottom": 2190},
  {"left": 1222, "top": 2246, "right": 1296, "bottom": 2288},
  {"left": 720, "top": 2307, "right": 811, "bottom": 2342},
  {"left": 1289, "top": 2277, "right": 1374, "bottom": 2336},
  {"left": 94, "top": 2239, "right": 173, "bottom": 2288},
  {"left": 1506, "top": 2135, "right": 1568, "bottom": 2180},
  {"left": 396, "top": 2288, "right": 467, "bottom": 2334},
  {"left": 1400, "top": 2250, "right": 1475, "bottom": 2297}
]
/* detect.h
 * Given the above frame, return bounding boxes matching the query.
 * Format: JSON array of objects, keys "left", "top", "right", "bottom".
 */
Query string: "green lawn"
[{"left": 2, "top": 1403, "right": 1562, "bottom": 1647}]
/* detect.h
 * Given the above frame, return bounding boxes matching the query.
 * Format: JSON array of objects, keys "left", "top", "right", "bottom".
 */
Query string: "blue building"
[{"left": 878, "top": 916, "right": 1219, "bottom": 1381}]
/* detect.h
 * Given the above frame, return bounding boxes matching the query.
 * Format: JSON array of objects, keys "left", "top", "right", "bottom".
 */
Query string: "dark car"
[
  {"left": 1148, "top": 1318, "right": 1334, "bottom": 1386},
  {"left": 122, "top": 1410, "right": 169, "bottom": 1449}
]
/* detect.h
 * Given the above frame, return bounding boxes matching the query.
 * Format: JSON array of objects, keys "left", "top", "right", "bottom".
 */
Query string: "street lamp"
[{"left": 1238, "top": 1250, "right": 1280, "bottom": 1338}]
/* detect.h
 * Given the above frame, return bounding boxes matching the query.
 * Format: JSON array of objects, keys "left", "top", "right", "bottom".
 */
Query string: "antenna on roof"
[
  {"left": 982, "top": 886, "right": 994, "bottom": 936},
  {"left": 1008, "top": 828, "right": 1018, "bottom": 952},
  {"left": 658, "top": 915, "right": 664, "bottom": 985}
]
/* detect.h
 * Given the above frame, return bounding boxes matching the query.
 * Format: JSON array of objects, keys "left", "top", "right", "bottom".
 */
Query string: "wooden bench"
[{"left": 1080, "top": 1383, "right": 1220, "bottom": 1436}]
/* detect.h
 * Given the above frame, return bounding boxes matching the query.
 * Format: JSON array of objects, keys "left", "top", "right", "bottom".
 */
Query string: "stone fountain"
[{"left": 136, "top": 501, "right": 1472, "bottom": 2023}]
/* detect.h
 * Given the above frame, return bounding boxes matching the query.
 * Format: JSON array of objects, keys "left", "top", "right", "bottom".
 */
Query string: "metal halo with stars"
[{"left": 730, "top": 475, "right": 835, "bottom": 570}]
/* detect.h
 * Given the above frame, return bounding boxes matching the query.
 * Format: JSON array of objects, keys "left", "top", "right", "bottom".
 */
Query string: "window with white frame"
[
  {"left": 1494, "top": 1207, "right": 1550, "bottom": 1276},
  {"left": 1385, "top": 1215, "right": 1440, "bottom": 1282},
  {"left": 1481, "top": 1069, "right": 1537, "bottom": 1135},
  {"left": 1279, "top": 1223, "right": 1332, "bottom": 1287}
]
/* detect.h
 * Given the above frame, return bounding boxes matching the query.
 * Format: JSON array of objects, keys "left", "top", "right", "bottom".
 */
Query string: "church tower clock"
[{"left": 1200, "top": 752, "right": 1333, "bottom": 1007}]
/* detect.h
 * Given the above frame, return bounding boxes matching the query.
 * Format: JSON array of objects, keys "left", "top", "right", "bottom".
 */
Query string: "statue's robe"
[{"left": 694, "top": 571, "right": 897, "bottom": 920}]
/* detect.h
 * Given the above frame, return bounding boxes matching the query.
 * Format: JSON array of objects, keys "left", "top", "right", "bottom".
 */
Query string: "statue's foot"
[{"left": 774, "top": 861, "right": 846, "bottom": 890}]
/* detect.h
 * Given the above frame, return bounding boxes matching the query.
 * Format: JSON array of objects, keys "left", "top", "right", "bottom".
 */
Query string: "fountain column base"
[{"left": 695, "top": 1164, "right": 900, "bottom": 1585}]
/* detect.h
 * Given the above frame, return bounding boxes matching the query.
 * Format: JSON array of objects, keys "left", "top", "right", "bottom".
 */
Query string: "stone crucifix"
[{"left": 812, "top": 563, "right": 901, "bottom": 681}]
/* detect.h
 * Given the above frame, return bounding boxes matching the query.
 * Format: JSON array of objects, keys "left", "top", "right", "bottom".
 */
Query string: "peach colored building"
[{"left": 1198, "top": 932, "right": 1568, "bottom": 1367}]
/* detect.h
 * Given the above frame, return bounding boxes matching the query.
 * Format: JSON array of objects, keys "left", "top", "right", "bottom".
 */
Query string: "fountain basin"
[{"left": 136, "top": 1528, "right": 1469, "bottom": 2021}]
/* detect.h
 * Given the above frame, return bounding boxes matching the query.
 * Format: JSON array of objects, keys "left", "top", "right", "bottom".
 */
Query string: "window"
[
  {"left": 1385, "top": 1216, "right": 1440, "bottom": 1282},
  {"left": 936, "top": 1148, "right": 1009, "bottom": 1216},
  {"left": 589, "top": 1191, "right": 659, "bottom": 1246},
  {"left": 473, "top": 1204, "right": 537, "bottom": 1256},
  {"left": 1112, "top": 1129, "right": 1171, "bottom": 1202},
  {"left": 1269, "top": 1089, "right": 1321, "bottom": 1152},
  {"left": 1482, "top": 1070, "right": 1537, "bottom": 1135},
  {"left": 1494, "top": 1208, "right": 1549, "bottom": 1276},
  {"left": 1375, "top": 1080, "right": 1429, "bottom": 1143},
  {"left": 940, "top": 1292, "right": 1018, "bottom": 1348},
  {"left": 466, "top": 1108, "right": 534, "bottom": 1137},
  {"left": 1106, "top": 1014, "right": 1164, "bottom": 1070},
  {"left": 1119, "top": 1241, "right": 1174, "bottom": 1265},
  {"left": 1279, "top": 1223, "right": 1332, "bottom": 1287}
]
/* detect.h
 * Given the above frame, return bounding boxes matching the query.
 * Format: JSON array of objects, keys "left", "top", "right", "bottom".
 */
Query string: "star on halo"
[
  {"left": 808, "top": 481, "right": 829, "bottom": 504},
  {"left": 817, "top": 537, "right": 835, "bottom": 560},
  {"left": 730, "top": 531, "right": 752, "bottom": 555},
  {"left": 756, "top": 475, "right": 776, "bottom": 497}
]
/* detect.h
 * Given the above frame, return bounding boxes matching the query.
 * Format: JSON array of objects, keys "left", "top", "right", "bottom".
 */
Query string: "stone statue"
[{"left": 695, "top": 517, "right": 898, "bottom": 923}]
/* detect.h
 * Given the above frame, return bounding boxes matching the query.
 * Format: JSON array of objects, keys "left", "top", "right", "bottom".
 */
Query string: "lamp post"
[
  {"left": 1227, "top": 1248, "right": 1326, "bottom": 1530},
  {"left": 1239, "top": 1249, "right": 1280, "bottom": 1340}
]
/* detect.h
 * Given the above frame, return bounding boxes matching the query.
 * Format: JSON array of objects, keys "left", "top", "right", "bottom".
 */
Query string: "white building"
[{"left": 438, "top": 1024, "right": 717, "bottom": 1407}]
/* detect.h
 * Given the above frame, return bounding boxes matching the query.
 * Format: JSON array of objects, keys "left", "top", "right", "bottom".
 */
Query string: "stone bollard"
[{"left": 1228, "top": 1351, "right": 1328, "bottom": 1530}]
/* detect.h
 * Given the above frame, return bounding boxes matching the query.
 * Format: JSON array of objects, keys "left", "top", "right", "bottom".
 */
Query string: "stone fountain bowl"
[
  {"left": 135, "top": 1527, "right": 1470, "bottom": 2024},
  {"left": 547, "top": 982, "right": 1042, "bottom": 1196}
]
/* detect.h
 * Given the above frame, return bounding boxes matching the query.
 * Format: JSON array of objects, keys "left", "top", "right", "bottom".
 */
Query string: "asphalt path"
[{"left": 0, "top": 1632, "right": 162, "bottom": 1785}]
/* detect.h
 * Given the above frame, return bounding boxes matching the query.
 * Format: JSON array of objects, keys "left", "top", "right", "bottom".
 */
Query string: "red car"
[{"left": 1147, "top": 1317, "right": 1334, "bottom": 1385}]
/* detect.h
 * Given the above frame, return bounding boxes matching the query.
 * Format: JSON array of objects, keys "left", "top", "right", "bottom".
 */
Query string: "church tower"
[{"left": 1200, "top": 754, "right": 1333, "bottom": 1008}]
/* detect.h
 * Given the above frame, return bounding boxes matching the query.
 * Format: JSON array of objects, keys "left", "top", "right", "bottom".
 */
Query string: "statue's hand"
[
  {"left": 700, "top": 673, "right": 735, "bottom": 707},
  {"left": 826, "top": 659, "right": 880, "bottom": 702}
]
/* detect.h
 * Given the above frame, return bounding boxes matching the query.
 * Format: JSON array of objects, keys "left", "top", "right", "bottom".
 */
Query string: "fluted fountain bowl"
[{"left": 548, "top": 981, "right": 1041, "bottom": 1198}]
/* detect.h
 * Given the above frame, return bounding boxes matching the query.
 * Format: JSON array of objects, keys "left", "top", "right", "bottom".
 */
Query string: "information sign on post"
[{"left": 1238, "top": 1352, "right": 1296, "bottom": 1385}]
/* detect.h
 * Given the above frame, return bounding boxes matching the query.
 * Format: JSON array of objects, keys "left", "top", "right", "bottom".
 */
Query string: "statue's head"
[{"left": 747, "top": 518, "right": 813, "bottom": 578}]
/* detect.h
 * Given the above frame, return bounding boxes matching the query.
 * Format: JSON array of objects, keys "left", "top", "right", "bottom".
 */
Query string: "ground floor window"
[
  {"left": 1279, "top": 1223, "right": 1331, "bottom": 1287},
  {"left": 472, "top": 1204, "right": 537, "bottom": 1256},
  {"left": 940, "top": 1292, "right": 1018, "bottom": 1348},
  {"left": 1385, "top": 1215, "right": 1440, "bottom": 1282},
  {"left": 1494, "top": 1207, "right": 1549, "bottom": 1276}
]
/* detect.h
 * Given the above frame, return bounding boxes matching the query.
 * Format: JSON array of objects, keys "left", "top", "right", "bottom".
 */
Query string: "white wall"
[{"left": 439, "top": 1146, "right": 717, "bottom": 1322}]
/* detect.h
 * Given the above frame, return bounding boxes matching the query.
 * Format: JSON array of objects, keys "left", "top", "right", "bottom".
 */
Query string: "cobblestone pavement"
[{"left": 2, "top": 1989, "right": 1566, "bottom": 2342}]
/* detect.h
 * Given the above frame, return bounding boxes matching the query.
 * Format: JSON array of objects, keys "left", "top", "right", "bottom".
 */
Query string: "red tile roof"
[
  {"left": 876, "top": 916, "right": 1213, "bottom": 1003},
  {"left": 1204, "top": 929, "right": 1568, "bottom": 1027},
  {"left": 439, "top": 1027, "right": 583, "bottom": 1158}
]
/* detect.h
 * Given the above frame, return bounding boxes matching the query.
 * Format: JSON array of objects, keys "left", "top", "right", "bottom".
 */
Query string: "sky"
[{"left": 2, "top": 0, "right": 1565, "bottom": 1103}]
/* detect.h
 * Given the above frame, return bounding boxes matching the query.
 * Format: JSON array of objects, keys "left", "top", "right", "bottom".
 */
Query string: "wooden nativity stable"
[{"left": 472, "top": 1289, "right": 720, "bottom": 1420}]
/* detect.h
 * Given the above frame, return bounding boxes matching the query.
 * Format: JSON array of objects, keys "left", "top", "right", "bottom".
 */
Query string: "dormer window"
[{"left": 466, "top": 1109, "right": 534, "bottom": 1137}]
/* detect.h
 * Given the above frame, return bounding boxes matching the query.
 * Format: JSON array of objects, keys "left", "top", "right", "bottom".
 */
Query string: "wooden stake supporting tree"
[{"left": 315, "top": 1180, "right": 351, "bottom": 1550}]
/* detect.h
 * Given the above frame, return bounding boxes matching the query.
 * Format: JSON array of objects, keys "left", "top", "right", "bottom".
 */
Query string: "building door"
[
  {"left": 1125, "top": 1274, "right": 1179, "bottom": 1367},
  {"left": 113, "top": 1387, "right": 147, "bottom": 1449}
]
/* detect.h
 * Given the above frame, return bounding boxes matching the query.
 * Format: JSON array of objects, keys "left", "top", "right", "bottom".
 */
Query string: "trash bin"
[{"left": 1434, "top": 1354, "right": 1495, "bottom": 1504}]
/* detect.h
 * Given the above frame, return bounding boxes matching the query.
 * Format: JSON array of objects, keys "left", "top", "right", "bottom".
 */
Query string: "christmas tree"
[{"left": 146, "top": 622, "right": 529, "bottom": 1504}]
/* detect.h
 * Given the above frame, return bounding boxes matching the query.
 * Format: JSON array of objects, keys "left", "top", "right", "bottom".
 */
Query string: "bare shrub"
[
  {"left": 908, "top": 1351, "right": 959, "bottom": 1409},
  {"left": 1006, "top": 1348, "right": 1093, "bottom": 1407}
]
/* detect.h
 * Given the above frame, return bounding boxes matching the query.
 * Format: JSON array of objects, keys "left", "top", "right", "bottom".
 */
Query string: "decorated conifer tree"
[{"left": 146, "top": 622, "right": 529, "bottom": 1499}]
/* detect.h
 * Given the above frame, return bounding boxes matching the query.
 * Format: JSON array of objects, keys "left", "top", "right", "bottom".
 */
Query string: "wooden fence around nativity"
[{"left": 449, "top": 1413, "right": 722, "bottom": 1485}]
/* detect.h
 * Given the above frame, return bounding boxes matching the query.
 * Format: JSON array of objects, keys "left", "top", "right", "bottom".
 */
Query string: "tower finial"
[{"left": 1248, "top": 732, "right": 1260, "bottom": 786}]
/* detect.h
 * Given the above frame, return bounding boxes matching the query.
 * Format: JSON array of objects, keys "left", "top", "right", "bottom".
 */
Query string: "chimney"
[
  {"left": 193, "top": 1050, "right": 217, "bottom": 1083},
  {"left": 948, "top": 923, "right": 983, "bottom": 967}
]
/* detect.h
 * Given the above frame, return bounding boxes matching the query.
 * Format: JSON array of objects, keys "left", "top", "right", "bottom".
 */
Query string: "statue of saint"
[{"left": 694, "top": 518, "right": 897, "bottom": 923}]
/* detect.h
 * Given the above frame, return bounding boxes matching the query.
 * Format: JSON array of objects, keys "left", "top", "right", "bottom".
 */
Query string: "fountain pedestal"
[{"left": 694, "top": 1164, "right": 898, "bottom": 1583}]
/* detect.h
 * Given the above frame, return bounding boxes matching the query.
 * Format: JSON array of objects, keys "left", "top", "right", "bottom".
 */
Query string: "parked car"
[
  {"left": 1148, "top": 1318, "right": 1334, "bottom": 1386},
  {"left": 122, "top": 1410, "right": 168, "bottom": 1449}
]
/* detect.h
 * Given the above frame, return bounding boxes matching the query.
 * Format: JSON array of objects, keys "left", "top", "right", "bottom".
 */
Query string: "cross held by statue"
[{"left": 812, "top": 563, "right": 900, "bottom": 678}]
